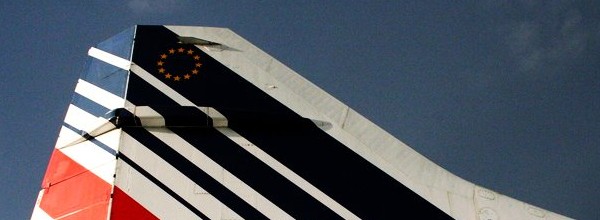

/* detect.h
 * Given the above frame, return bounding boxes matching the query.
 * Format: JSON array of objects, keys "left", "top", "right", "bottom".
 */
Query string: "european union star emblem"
[{"left": 156, "top": 46, "right": 203, "bottom": 82}]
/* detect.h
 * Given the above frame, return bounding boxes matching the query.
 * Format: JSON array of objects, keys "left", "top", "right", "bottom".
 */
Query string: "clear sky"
[{"left": 1, "top": 1, "right": 598, "bottom": 219}]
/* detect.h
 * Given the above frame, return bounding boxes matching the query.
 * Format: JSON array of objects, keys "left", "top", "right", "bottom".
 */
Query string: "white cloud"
[{"left": 501, "top": 2, "right": 594, "bottom": 73}]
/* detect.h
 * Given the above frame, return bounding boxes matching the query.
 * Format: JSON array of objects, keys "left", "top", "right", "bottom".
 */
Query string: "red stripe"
[
  {"left": 39, "top": 149, "right": 111, "bottom": 219},
  {"left": 110, "top": 187, "right": 159, "bottom": 220},
  {"left": 41, "top": 149, "right": 89, "bottom": 188}
]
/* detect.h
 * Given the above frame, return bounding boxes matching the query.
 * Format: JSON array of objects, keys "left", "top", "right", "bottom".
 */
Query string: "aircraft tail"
[{"left": 32, "top": 25, "right": 571, "bottom": 219}]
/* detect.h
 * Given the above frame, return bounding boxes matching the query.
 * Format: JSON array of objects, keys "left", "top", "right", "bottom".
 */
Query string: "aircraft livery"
[{"left": 31, "top": 25, "right": 570, "bottom": 219}]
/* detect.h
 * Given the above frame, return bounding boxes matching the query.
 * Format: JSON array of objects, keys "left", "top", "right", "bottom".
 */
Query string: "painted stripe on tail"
[
  {"left": 75, "top": 79, "right": 125, "bottom": 110},
  {"left": 146, "top": 127, "right": 293, "bottom": 219},
  {"left": 217, "top": 127, "right": 359, "bottom": 219},
  {"left": 88, "top": 47, "right": 131, "bottom": 71},
  {"left": 117, "top": 153, "right": 211, "bottom": 219},
  {"left": 122, "top": 127, "right": 269, "bottom": 219}
]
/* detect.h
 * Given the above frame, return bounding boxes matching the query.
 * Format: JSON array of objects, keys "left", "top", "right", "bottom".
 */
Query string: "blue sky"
[{"left": 1, "top": 1, "right": 599, "bottom": 219}]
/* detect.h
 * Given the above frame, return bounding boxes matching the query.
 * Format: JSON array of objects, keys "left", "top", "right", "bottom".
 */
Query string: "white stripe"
[
  {"left": 205, "top": 107, "right": 228, "bottom": 127},
  {"left": 58, "top": 106, "right": 121, "bottom": 184},
  {"left": 75, "top": 79, "right": 125, "bottom": 110},
  {"left": 62, "top": 150, "right": 116, "bottom": 185},
  {"left": 63, "top": 104, "right": 101, "bottom": 132},
  {"left": 129, "top": 64, "right": 230, "bottom": 127},
  {"left": 218, "top": 127, "right": 360, "bottom": 219},
  {"left": 115, "top": 161, "right": 201, "bottom": 220},
  {"left": 130, "top": 106, "right": 165, "bottom": 127},
  {"left": 65, "top": 104, "right": 97, "bottom": 130},
  {"left": 126, "top": 65, "right": 350, "bottom": 217},
  {"left": 31, "top": 190, "right": 54, "bottom": 220},
  {"left": 146, "top": 128, "right": 294, "bottom": 219},
  {"left": 127, "top": 106, "right": 227, "bottom": 128},
  {"left": 130, "top": 64, "right": 195, "bottom": 106},
  {"left": 126, "top": 62, "right": 232, "bottom": 143},
  {"left": 30, "top": 206, "right": 53, "bottom": 220},
  {"left": 94, "top": 125, "right": 121, "bottom": 152},
  {"left": 120, "top": 132, "right": 242, "bottom": 220},
  {"left": 57, "top": 127, "right": 117, "bottom": 184},
  {"left": 88, "top": 47, "right": 131, "bottom": 70},
  {"left": 59, "top": 105, "right": 119, "bottom": 149},
  {"left": 55, "top": 126, "right": 83, "bottom": 149}
]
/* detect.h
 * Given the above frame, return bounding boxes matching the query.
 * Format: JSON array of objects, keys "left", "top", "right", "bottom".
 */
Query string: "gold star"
[
  {"left": 174, "top": 75, "right": 181, "bottom": 81},
  {"left": 184, "top": 74, "right": 191, "bottom": 79},
  {"left": 168, "top": 49, "right": 175, "bottom": 54},
  {"left": 193, "top": 55, "right": 200, "bottom": 60},
  {"left": 195, "top": 63, "right": 202, "bottom": 67},
  {"left": 187, "top": 49, "right": 194, "bottom": 55},
  {"left": 158, "top": 68, "right": 165, "bottom": 73},
  {"left": 165, "top": 73, "right": 172, "bottom": 78},
  {"left": 157, "top": 61, "right": 164, "bottom": 66},
  {"left": 191, "top": 69, "right": 199, "bottom": 75},
  {"left": 178, "top": 48, "right": 185, "bottom": 53},
  {"left": 160, "top": 54, "right": 168, "bottom": 59}
]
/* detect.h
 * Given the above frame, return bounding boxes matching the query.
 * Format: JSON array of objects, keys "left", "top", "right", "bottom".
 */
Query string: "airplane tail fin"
[{"left": 33, "top": 25, "right": 571, "bottom": 219}]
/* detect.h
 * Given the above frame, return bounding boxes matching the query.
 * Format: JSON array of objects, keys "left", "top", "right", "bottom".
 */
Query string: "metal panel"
[
  {"left": 166, "top": 25, "right": 570, "bottom": 219},
  {"left": 118, "top": 130, "right": 244, "bottom": 219},
  {"left": 34, "top": 25, "right": 572, "bottom": 219},
  {"left": 114, "top": 160, "right": 200, "bottom": 220}
]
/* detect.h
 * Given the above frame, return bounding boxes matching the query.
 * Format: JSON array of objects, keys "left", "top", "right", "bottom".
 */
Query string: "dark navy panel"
[
  {"left": 123, "top": 127, "right": 268, "bottom": 220},
  {"left": 126, "top": 67, "right": 341, "bottom": 219},
  {"left": 231, "top": 120, "right": 451, "bottom": 219},
  {"left": 126, "top": 73, "right": 182, "bottom": 107},
  {"left": 118, "top": 153, "right": 211, "bottom": 220},
  {"left": 131, "top": 26, "right": 297, "bottom": 116},
  {"left": 128, "top": 25, "right": 451, "bottom": 219},
  {"left": 171, "top": 127, "right": 343, "bottom": 219}
]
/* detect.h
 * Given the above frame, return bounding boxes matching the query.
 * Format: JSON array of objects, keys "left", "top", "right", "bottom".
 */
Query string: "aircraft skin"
[{"left": 31, "top": 25, "right": 572, "bottom": 219}]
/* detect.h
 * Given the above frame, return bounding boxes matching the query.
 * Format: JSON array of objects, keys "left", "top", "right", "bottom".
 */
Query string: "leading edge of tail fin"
[{"left": 32, "top": 26, "right": 158, "bottom": 220}]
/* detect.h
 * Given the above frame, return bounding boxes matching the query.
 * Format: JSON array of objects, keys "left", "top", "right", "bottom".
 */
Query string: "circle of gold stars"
[{"left": 156, "top": 47, "right": 203, "bottom": 81}]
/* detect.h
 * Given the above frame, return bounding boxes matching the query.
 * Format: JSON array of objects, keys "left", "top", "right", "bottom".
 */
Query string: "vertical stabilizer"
[{"left": 33, "top": 25, "right": 571, "bottom": 219}]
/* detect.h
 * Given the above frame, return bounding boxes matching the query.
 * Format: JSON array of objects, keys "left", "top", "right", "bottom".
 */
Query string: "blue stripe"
[
  {"left": 71, "top": 93, "right": 111, "bottom": 118},
  {"left": 80, "top": 58, "right": 129, "bottom": 99},
  {"left": 62, "top": 123, "right": 117, "bottom": 156},
  {"left": 79, "top": 27, "right": 133, "bottom": 98}
]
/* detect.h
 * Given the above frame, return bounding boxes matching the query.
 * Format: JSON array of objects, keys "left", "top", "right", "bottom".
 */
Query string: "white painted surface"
[
  {"left": 144, "top": 128, "right": 292, "bottom": 219},
  {"left": 119, "top": 131, "right": 244, "bottom": 220},
  {"left": 30, "top": 190, "right": 54, "bottom": 220},
  {"left": 88, "top": 47, "right": 131, "bottom": 71},
  {"left": 217, "top": 127, "right": 360, "bottom": 220},
  {"left": 166, "top": 26, "right": 572, "bottom": 220},
  {"left": 75, "top": 79, "right": 126, "bottom": 109},
  {"left": 114, "top": 160, "right": 201, "bottom": 220}
]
